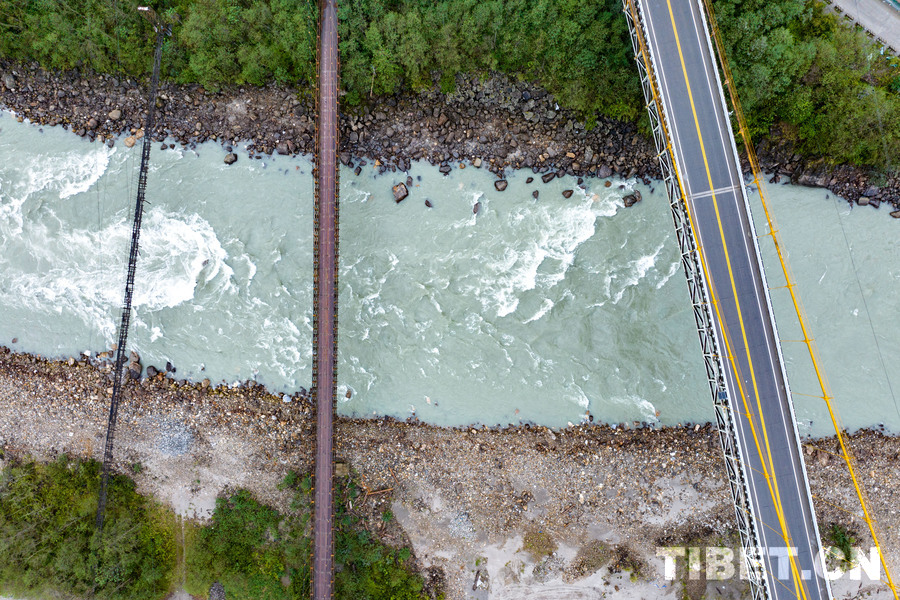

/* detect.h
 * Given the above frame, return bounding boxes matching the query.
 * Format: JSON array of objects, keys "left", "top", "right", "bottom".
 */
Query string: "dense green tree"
[
  {"left": 0, "top": 456, "right": 175, "bottom": 600},
  {"left": 0, "top": 0, "right": 898, "bottom": 170}
]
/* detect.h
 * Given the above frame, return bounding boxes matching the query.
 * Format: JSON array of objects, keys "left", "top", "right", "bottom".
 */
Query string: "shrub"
[{"left": 0, "top": 456, "right": 176, "bottom": 600}]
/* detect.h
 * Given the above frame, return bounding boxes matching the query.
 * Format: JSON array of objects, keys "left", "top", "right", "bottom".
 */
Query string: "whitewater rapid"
[{"left": 2, "top": 112, "right": 898, "bottom": 435}]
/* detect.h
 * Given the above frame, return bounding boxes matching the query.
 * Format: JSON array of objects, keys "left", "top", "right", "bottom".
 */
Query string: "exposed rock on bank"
[
  {"left": 3, "top": 59, "right": 897, "bottom": 213},
  {"left": 0, "top": 347, "right": 897, "bottom": 599}
]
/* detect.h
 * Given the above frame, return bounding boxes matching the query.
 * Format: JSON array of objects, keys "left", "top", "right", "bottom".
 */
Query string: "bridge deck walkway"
[{"left": 312, "top": 0, "right": 339, "bottom": 598}]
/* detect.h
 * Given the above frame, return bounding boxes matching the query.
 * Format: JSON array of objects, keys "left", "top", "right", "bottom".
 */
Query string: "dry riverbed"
[{"left": 0, "top": 347, "right": 897, "bottom": 599}]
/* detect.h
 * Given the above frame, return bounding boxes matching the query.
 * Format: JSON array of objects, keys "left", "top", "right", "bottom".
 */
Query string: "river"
[{"left": 1, "top": 111, "right": 898, "bottom": 436}]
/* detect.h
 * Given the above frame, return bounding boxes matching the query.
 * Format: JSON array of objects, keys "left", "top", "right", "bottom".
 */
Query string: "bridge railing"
[
  {"left": 700, "top": 1, "right": 898, "bottom": 595},
  {"left": 621, "top": 1, "right": 767, "bottom": 596}
]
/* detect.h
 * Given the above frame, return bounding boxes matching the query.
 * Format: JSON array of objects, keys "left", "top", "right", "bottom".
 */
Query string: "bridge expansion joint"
[{"left": 622, "top": 1, "right": 768, "bottom": 597}]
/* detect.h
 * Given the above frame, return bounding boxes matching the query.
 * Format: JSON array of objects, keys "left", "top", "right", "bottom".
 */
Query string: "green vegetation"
[
  {"left": 188, "top": 472, "right": 431, "bottom": 599},
  {"left": 185, "top": 488, "right": 308, "bottom": 598},
  {"left": 522, "top": 527, "right": 557, "bottom": 561},
  {"left": 0, "top": 455, "right": 176, "bottom": 600},
  {"left": 711, "top": 0, "right": 900, "bottom": 170},
  {"left": 0, "top": 0, "right": 898, "bottom": 170},
  {"left": 825, "top": 523, "right": 857, "bottom": 568},
  {"left": 0, "top": 457, "right": 432, "bottom": 600}
]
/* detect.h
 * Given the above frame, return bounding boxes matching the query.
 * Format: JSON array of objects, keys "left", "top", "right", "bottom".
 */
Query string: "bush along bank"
[
  {"left": 1, "top": 59, "right": 898, "bottom": 215},
  {"left": 0, "top": 455, "right": 438, "bottom": 600}
]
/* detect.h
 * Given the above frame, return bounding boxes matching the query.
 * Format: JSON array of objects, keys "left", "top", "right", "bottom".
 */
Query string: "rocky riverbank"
[
  {"left": 0, "top": 346, "right": 897, "bottom": 599},
  {"left": 2, "top": 59, "right": 899, "bottom": 217}
]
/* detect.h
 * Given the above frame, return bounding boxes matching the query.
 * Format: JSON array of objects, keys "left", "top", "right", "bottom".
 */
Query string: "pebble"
[
  {"left": 0, "top": 62, "right": 894, "bottom": 213},
  {"left": 0, "top": 346, "right": 895, "bottom": 592}
]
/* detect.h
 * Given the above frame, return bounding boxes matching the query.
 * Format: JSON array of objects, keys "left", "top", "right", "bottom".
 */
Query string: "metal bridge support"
[
  {"left": 312, "top": 1, "right": 340, "bottom": 598},
  {"left": 96, "top": 9, "right": 168, "bottom": 531},
  {"left": 622, "top": 1, "right": 767, "bottom": 597}
]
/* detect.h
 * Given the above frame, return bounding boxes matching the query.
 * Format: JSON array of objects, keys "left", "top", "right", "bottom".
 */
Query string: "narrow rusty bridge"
[{"left": 311, "top": 0, "right": 339, "bottom": 598}]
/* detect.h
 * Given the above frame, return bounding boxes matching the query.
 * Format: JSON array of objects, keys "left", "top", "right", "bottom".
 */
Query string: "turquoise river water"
[{"left": 1, "top": 111, "right": 898, "bottom": 436}]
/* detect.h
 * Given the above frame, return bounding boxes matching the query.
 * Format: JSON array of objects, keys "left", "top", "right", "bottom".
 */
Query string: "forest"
[
  {"left": 0, "top": 0, "right": 898, "bottom": 170},
  {"left": 0, "top": 457, "right": 432, "bottom": 600}
]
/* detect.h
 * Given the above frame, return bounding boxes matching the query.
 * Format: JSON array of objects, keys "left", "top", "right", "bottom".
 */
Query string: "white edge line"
[
  {"left": 635, "top": 0, "right": 773, "bottom": 590},
  {"left": 693, "top": 0, "right": 833, "bottom": 597}
]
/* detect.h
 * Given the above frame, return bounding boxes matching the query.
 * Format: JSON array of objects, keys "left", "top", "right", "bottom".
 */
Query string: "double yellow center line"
[{"left": 661, "top": 0, "right": 811, "bottom": 597}]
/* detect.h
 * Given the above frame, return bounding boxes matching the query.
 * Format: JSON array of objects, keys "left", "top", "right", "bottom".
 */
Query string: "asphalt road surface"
[{"left": 636, "top": 0, "right": 831, "bottom": 597}]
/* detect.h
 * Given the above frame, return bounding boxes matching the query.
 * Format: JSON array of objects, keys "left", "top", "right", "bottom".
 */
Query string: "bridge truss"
[{"left": 622, "top": 0, "right": 767, "bottom": 596}]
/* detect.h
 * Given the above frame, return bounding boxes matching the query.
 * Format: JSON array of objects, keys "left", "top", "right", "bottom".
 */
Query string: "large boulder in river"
[
  {"left": 623, "top": 190, "right": 642, "bottom": 207},
  {"left": 224, "top": 153, "right": 238, "bottom": 165},
  {"left": 494, "top": 179, "right": 508, "bottom": 192},
  {"left": 392, "top": 182, "right": 409, "bottom": 203},
  {"left": 124, "top": 136, "right": 136, "bottom": 148},
  {"left": 863, "top": 185, "right": 880, "bottom": 198},
  {"left": 797, "top": 171, "right": 827, "bottom": 188}
]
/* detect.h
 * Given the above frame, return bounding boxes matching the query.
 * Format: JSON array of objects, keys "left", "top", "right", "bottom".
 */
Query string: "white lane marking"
[
  {"left": 683, "top": 1, "right": 822, "bottom": 585},
  {"left": 639, "top": 1, "right": 775, "bottom": 579},
  {"left": 682, "top": 0, "right": 823, "bottom": 593},
  {"left": 690, "top": 184, "right": 741, "bottom": 199},
  {"left": 645, "top": 0, "right": 819, "bottom": 591},
  {"left": 643, "top": 2, "right": 695, "bottom": 198}
]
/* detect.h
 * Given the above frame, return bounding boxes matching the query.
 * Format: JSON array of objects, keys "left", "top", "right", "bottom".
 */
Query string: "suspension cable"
[{"left": 95, "top": 9, "right": 167, "bottom": 531}]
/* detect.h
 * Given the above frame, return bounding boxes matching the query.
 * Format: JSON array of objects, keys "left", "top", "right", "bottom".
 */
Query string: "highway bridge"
[
  {"left": 307, "top": 1, "right": 896, "bottom": 599},
  {"left": 624, "top": 0, "right": 831, "bottom": 598}
]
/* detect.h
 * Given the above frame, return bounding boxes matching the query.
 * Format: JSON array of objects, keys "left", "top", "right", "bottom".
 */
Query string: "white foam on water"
[
  {"left": 479, "top": 197, "right": 598, "bottom": 318},
  {"left": 0, "top": 144, "right": 113, "bottom": 233},
  {"left": 523, "top": 298, "right": 555, "bottom": 324},
  {"left": 609, "top": 242, "right": 665, "bottom": 304},
  {"left": 652, "top": 377, "right": 668, "bottom": 393},
  {"left": 656, "top": 259, "right": 681, "bottom": 290},
  {"left": 564, "top": 383, "right": 591, "bottom": 409},
  {"left": 346, "top": 187, "right": 371, "bottom": 203},
  {"left": 610, "top": 394, "right": 659, "bottom": 423},
  {"left": 133, "top": 208, "right": 235, "bottom": 309},
  {"left": 0, "top": 204, "right": 233, "bottom": 342},
  {"left": 43, "top": 146, "right": 113, "bottom": 200},
  {"left": 452, "top": 191, "right": 484, "bottom": 229},
  {"left": 260, "top": 315, "right": 306, "bottom": 381}
]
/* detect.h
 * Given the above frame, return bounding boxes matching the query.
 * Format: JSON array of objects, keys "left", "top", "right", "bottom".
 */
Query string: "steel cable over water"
[
  {"left": 95, "top": 16, "right": 165, "bottom": 532},
  {"left": 700, "top": 0, "right": 899, "bottom": 595},
  {"left": 623, "top": 0, "right": 850, "bottom": 596}
]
